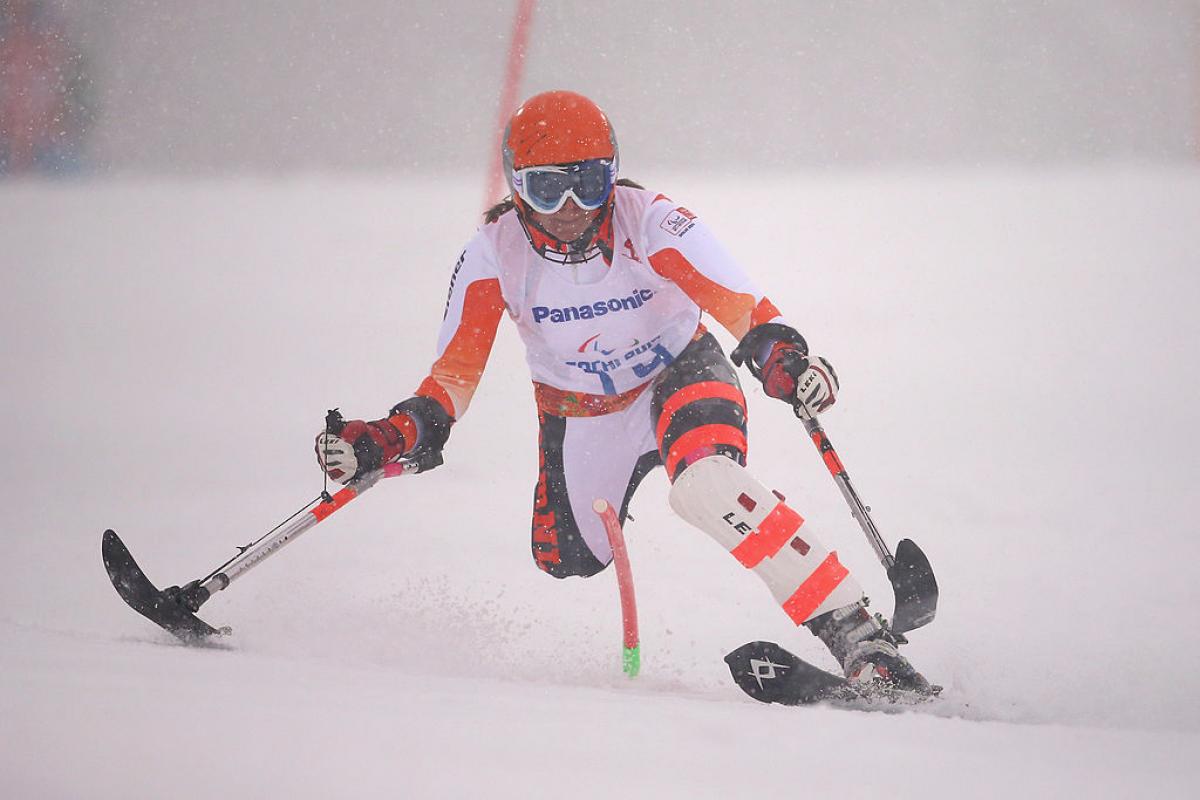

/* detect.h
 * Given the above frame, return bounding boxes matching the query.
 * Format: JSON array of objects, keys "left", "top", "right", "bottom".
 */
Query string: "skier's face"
[{"left": 530, "top": 198, "right": 600, "bottom": 243}]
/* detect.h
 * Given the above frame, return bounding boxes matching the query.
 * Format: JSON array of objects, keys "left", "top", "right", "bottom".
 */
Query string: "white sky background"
[{"left": 47, "top": 0, "right": 1200, "bottom": 173}]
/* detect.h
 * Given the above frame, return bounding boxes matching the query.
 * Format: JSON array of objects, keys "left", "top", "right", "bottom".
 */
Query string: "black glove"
[{"left": 731, "top": 322, "right": 839, "bottom": 419}]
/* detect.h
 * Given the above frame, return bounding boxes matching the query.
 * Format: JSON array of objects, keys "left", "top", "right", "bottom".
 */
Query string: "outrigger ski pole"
[
  {"left": 101, "top": 410, "right": 441, "bottom": 644},
  {"left": 797, "top": 409, "right": 939, "bottom": 635}
]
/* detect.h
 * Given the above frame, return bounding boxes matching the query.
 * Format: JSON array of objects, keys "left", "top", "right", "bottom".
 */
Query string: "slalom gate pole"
[
  {"left": 483, "top": 0, "right": 536, "bottom": 209},
  {"left": 593, "top": 499, "right": 640, "bottom": 677}
]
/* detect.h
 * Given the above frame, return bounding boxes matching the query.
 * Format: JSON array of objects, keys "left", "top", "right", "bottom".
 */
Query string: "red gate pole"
[
  {"left": 483, "top": 0, "right": 537, "bottom": 210},
  {"left": 593, "top": 499, "right": 640, "bottom": 677}
]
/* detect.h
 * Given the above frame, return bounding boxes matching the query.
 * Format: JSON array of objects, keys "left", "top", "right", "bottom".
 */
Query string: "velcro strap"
[
  {"left": 387, "top": 413, "right": 418, "bottom": 454},
  {"left": 730, "top": 502, "right": 804, "bottom": 568}
]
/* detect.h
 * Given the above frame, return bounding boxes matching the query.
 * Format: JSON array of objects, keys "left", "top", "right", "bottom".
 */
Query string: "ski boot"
[{"left": 805, "top": 601, "right": 935, "bottom": 698}]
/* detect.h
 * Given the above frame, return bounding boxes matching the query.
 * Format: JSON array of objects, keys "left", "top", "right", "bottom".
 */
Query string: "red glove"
[
  {"left": 315, "top": 414, "right": 416, "bottom": 483},
  {"left": 315, "top": 397, "right": 455, "bottom": 483},
  {"left": 759, "top": 341, "right": 810, "bottom": 400},
  {"left": 761, "top": 344, "right": 839, "bottom": 419},
  {"left": 731, "top": 322, "right": 839, "bottom": 419}
]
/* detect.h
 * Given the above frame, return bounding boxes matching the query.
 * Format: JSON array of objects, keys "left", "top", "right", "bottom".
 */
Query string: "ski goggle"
[{"left": 511, "top": 158, "right": 616, "bottom": 214}]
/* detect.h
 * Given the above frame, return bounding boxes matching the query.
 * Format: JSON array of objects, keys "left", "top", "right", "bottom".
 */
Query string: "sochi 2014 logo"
[
  {"left": 577, "top": 334, "right": 640, "bottom": 357},
  {"left": 565, "top": 334, "right": 676, "bottom": 394},
  {"left": 659, "top": 207, "right": 696, "bottom": 237}
]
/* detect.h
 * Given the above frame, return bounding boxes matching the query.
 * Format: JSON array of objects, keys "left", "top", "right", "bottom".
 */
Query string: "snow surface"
[{"left": 2, "top": 168, "right": 1199, "bottom": 797}]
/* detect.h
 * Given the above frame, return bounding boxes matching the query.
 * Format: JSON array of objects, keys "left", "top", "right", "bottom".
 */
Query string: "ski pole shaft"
[
  {"left": 801, "top": 417, "right": 896, "bottom": 569},
  {"left": 196, "top": 460, "right": 418, "bottom": 599}
]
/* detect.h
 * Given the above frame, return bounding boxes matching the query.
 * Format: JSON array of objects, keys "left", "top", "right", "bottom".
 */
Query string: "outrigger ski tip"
[
  {"left": 101, "top": 529, "right": 228, "bottom": 644},
  {"left": 886, "top": 537, "right": 938, "bottom": 635}
]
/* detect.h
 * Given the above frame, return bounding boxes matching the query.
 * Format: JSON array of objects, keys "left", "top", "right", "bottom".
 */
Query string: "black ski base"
[
  {"left": 725, "top": 641, "right": 939, "bottom": 708},
  {"left": 102, "top": 529, "right": 227, "bottom": 644}
]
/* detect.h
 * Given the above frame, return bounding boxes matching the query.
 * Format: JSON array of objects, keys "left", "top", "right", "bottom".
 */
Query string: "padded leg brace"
[{"left": 668, "top": 455, "right": 863, "bottom": 625}]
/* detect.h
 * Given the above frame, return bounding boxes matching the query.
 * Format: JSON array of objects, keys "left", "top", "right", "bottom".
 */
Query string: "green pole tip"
[{"left": 623, "top": 644, "right": 641, "bottom": 678}]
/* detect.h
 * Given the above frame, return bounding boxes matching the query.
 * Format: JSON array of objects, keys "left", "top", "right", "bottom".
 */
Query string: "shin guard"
[{"left": 668, "top": 455, "right": 863, "bottom": 625}]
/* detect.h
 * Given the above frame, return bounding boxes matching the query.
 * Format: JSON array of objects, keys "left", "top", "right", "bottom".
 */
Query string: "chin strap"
[
  {"left": 516, "top": 195, "right": 615, "bottom": 264},
  {"left": 570, "top": 200, "right": 614, "bottom": 263}
]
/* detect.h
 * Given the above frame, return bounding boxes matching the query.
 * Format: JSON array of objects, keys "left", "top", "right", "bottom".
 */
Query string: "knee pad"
[
  {"left": 668, "top": 455, "right": 863, "bottom": 624},
  {"left": 652, "top": 334, "right": 748, "bottom": 481}
]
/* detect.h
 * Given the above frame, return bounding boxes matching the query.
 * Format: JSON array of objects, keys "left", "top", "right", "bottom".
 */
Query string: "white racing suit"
[{"left": 410, "top": 185, "right": 863, "bottom": 625}]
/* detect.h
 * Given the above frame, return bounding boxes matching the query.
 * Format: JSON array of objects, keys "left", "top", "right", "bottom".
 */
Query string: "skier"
[{"left": 316, "top": 90, "right": 930, "bottom": 693}]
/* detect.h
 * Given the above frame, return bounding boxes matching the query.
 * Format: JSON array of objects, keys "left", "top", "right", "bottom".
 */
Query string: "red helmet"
[
  {"left": 502, "top": 91, "right": 619, "bottom": 263},
  {"left": 503, "top": 90, "right": 618, "bottom": 174}
]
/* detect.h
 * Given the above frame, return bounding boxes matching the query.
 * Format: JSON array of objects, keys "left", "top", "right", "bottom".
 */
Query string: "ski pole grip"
[{"left": 325, "top": 408, "right": 346, "bottom": 436}]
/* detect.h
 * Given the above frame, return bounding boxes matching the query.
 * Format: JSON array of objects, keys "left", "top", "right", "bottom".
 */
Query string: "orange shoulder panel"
[
  {"left": 416, "top": 278, "right": 505, "bottom": 419},
  {"left": 648, "top": 248, "right": 780, "bottom": 340}
]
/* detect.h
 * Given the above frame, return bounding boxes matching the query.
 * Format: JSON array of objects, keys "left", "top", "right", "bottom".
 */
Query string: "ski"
[
  {"left": 724, "top": 640, "right": 940, "bottom": 708},
  {"left": 101, "top": 529, "right": 229, "bottom": 644}
]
